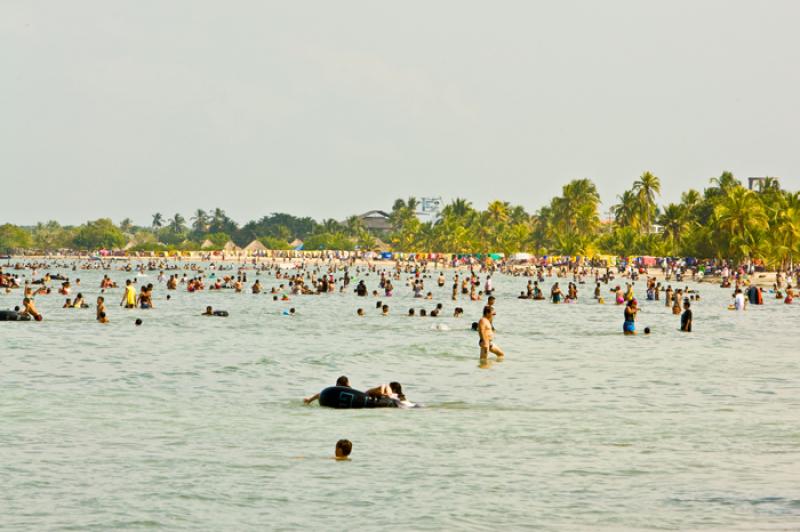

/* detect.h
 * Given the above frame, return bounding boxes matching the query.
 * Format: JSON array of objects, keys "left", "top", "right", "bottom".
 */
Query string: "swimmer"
[
  {"left": 135, "top": 318, "right": 143, "bottom": 326},
  {"left": 357, "top": 308, "right": 364, "bottom": 316},
  {"left": 381, "top": 304, "right": 389, "bottom": 316},
  {"left": 335, "top": 439, "right": 352, "bottom": 461},
  {"left": 304, "top": 376, "right": 350, "bottom": 404},
  {"left": 408, "top": 308, "right": 415, "bottom": 317},
  {"left": 478, "top": 305, "right": 504, "bottom": 362},
  {"left": 203, "top": 306, "right": 214, "bottom": 316},
  {"left": 20, "top": 297, "right": 42, "bottom": 321},
  {"left": 96, "top": 296, "right": 106, "bottom": 321}
]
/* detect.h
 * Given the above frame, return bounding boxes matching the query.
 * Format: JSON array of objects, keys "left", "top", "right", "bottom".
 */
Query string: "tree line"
[{"left": 1, "top": 171, "right": 798, "bottom": 268}]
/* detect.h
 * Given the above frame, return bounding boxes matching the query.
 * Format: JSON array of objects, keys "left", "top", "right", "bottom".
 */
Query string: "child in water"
[{"left": 335, "top": 439, "right": 352, "bottom": 461}]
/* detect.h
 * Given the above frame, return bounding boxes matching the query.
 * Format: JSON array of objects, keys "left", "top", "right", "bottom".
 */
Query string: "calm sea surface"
[{"left": 2, "top": 262, "right": 799, "bottom": 530}]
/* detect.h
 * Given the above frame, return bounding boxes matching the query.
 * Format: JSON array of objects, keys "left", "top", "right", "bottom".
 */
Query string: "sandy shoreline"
[{"left": 3, "top": 255, "right": 790, "bottom": 289}]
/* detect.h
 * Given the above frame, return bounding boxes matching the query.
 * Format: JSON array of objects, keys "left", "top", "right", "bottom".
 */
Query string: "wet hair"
[
  {"left": 483, "top": 305, "right": 492, "bottom": 316},
  {"left": 376, "top": 301, "right": 382, "bottom": 308},
  {"left": 336, "top": 376, "right": 350, "bottom": 387},
  {"left": 336, "top": 439, "right": 352, "bottom": 457},
  {"left": 644, "top": 327, "right": 651, "bottom": 334},
  {"left": 408, "top": 308, "right": 415, "bottom": 316},
  {"left": 471, "top": 321, "right": 479, "bottom": 331},
  {"left": 135, "top": 318, "right": 142, "bottom": 326},
  {"left": 420, "top": 309, "right": 427, "bottom": 317},
  {"left": 389, "top": 382, "right": 405, "bottom": 401}
]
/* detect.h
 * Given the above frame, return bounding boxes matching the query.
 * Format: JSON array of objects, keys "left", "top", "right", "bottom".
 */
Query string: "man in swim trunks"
[{"left": 478, "top": 305, "right": 504, "bottom": 362}]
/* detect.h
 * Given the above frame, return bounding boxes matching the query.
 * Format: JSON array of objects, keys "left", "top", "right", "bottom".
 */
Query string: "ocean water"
[{"left": 1, "top": 263, "right": 799, "bottom": 531}]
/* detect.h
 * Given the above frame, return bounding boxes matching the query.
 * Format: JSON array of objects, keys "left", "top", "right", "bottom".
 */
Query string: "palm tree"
[
  {"left": 442, "top": 198, "right": 473, "bottom": 219},
  {"left": 486, "top": 201, "right": 510, "bottom": 226},
  {"left": 169, "top": 213, "right": 186, "bottom": 233},
  {"left": 709, "top": 171, "right": 741, "bottom": 192},
  {"left": 344, "top": 215, "right": 365, "bottom": 236},
  {"left": 612, "top": 190, "right": 640, "bottom": 230},
  {"left": 713, "top": 187, "right": 768, "bottom": 260},
  {"left": 773, "top": 192, "right": 800, "bottom": 268},
  {"left": 191, "top": 209, "right": 209, "bottom": 233},
  {"left": 151, "top": 213, "right": 163, "bottom": 229},
  {"left": 632, "top": 171, "right": 661, "bottom": 233},
  {"left": 658, "top": 203, "right": 690, "bottom": 253}
]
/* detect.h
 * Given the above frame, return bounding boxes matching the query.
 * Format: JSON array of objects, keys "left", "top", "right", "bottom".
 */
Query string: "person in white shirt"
[{"left": 734, "top": 288, "right": 746, "bottom": 311}]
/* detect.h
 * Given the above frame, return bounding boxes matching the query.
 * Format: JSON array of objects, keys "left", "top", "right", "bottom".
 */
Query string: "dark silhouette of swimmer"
[{"left": 304, "top": 376, "right": 350, "bottom": 404}]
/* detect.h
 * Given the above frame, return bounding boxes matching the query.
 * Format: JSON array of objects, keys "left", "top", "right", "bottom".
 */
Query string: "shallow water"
[{"left": 2, "top": 263, "right": 799, "bottom": 530}]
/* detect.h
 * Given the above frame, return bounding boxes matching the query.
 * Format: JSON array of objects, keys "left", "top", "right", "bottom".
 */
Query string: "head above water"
[
  {"left": 336, "top": 376, "right": 350, "bottom": 387},
  {"left": 335, "top": 439, "right": 352, "bottom": 459}
]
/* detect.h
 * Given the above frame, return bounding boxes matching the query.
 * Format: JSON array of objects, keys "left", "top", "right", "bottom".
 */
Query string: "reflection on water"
[{"left": 2, "top": 264, "right": 799, "bottom": 529}]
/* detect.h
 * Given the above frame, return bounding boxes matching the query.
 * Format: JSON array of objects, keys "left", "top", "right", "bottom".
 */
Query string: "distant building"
[
  {"left": 357, "top": 210, "right": 392, "bottom": 232},
  {"left": 747, "top": 177, "right": 767, "bottom": 190}
]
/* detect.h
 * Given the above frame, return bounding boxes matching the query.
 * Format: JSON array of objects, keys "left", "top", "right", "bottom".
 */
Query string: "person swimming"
[{"left": 335, "top": 439, "right": 352, "bottom": 461}]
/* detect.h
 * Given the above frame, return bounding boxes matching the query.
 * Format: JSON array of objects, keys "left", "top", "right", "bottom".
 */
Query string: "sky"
[{"left": 2, "top": 0, "right": 799, "bottom": 227}]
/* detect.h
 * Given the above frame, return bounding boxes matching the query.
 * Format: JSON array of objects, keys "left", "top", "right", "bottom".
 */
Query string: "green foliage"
[
  {"left": 72, "top": 219, "right": 126, "bottom": 250},
  {"left": 0, "top": 224, "right": 33, "bottom": 251},
  {"left": 258, "top": 236, "right": 291, "bottom": 250},
  {"left": 4, "top": 173, "right": 800, "bottom": 266}
]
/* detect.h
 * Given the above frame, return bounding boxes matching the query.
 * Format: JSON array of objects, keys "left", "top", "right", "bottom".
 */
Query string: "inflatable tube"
[
  {"left": 213, "top": 310, "right": 229, "bottom": 317},
  {"left": 318, "top": 386, "right": 397, "bottom": 409},
  {"left": 0, "top": 310, "right": 31, "bottom": 321}
]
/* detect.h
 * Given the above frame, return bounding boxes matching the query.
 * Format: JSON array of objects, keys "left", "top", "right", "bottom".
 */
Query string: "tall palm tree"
[
  {"left": 486, "top": 200, "right": 510, "bottom": 226},
  {"left": 151, "top": 213, "right": 164, "bottom": 229},
  {"left": 680, "top": 189, "right": 701, "bottom": 211},
  {"left": 442, "top": 198, "right": 473, "bottom": 219},
  {"left": 191, "top": 209, "right": 209, "bottom": 233},
  {"left": 658, "top": 203, "right": 690, "bottom": 253},
  {"left": 169, "top": 213, "right": 186, "bottom": 233},
  {"left": 632, "top": 171, "right": 661, "bottom": 233},
  {"left": 709, "top": 171, "right": 740, "bottom": 192},
  {"left": 612, "top": 190, "right": 640, "bottom": 230}
]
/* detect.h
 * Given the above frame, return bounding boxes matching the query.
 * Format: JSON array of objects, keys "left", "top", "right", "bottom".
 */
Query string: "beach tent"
[
  {"left": 201, "top": 239, "right": 215, "bottom": 250},
  {"left": 222, "top": 241, "right": 241, "bottom": 253},
  {"left": 289, "top": 239, "right": 304, "bottom": 251},
  {"left": 244, "top": 240, "right": 267, "bottom": 254},
  {"left": 511, "top": 252, "right": 532, "bottom": 261}
]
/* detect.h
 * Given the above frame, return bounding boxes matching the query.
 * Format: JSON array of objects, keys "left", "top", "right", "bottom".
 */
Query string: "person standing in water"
[
  {"left": 121, "top": 279, "right": 136, "bottom": 309},
  {"left": 623, "top": 299, "right": 638, "bottom": 335},
  {"left": 680, "top": 301, "right": 692, "bottom": 332},
  {"left": 478, "top": 305, "right": 504, "bottom": 363}
]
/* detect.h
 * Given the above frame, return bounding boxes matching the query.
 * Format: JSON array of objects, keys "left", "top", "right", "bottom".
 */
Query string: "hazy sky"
[{"left": 2, "top": 0, "right": 799, "bottom": 226}]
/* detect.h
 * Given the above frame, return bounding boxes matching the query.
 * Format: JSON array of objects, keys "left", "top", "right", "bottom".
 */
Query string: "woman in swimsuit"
[{"left": 623, "top": 299, "right": 638, "bottom": 335}]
